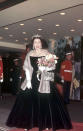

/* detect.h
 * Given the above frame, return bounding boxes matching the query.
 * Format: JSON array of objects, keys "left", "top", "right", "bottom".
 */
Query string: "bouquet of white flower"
[
  {"left": 37, "top": 54, "right": 58, "bottom": 81},
  {"left": 38, "top": 54, "right": 58, "bottom": 71}
]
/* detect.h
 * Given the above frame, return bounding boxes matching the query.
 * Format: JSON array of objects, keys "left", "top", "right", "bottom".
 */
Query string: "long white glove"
[
  {"left": 25, "top": 69, "right": 32, "bottom": 89},
  {"left": 26, "top": 81, "right": 32, "bottom": 89}
]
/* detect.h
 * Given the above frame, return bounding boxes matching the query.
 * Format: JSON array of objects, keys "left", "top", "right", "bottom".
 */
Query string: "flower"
[
  {"left": 37, "top": 54, "right": 58, "bottom": 81},
  {"left": 37, "top": 54, "right": 58, "bottom": 68}
]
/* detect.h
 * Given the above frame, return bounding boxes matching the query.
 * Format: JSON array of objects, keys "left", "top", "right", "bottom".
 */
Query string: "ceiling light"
[
  {"left": 77, "top": 19, "right": 83, "bottom": 22},
  {"left": 70, "top": 29, "right": 75, "bottom": 32},
  {"left": 55, "top": 24, "right": 60, "bottom": 27},
  {"left": 38, "top": 18, "right": 43, "bottom": 21},
  {"left": 60, "top": 12, "right": 66, "bottom": 15},
  {"left": 9, "top": 34, "right": 13, "bottom": 37},
  {"left": 53, "top": 32, "right": 57, "bottom": 35},
  {"left": 38, "top": 28, "right": 42, "bottom": 31},
  {"left": 22, "top": 32, "right": 27, "bottom": 34},
  {"left": 24, "top": 38, "right": 28, "bottom": 40},
  {"left": 4, "top": 27, "right": 8, "bottom": 30},
  {"left": 15, "top": 40, "right": 19, "bottom": 42},
  {"left": 0, "top": 36, "right": 3, "bottom": 40},
  {"left": 20, "top": 23, "right": 24, "bottom": 26}
]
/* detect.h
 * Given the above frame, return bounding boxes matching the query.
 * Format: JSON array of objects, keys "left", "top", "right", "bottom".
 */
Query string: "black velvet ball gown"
[{"left": 6, "top": 56, "right": 72, "bottom": 131}]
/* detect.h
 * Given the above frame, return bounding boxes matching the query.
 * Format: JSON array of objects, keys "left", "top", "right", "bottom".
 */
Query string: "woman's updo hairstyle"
[{"left": 31, "top": 34, "right": 48, "bottom": 49}]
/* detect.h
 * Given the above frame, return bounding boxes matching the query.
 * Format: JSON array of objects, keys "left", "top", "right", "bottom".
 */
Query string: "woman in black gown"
[{"left": 6, "top": 35, "right": 72, "bottom": 131}]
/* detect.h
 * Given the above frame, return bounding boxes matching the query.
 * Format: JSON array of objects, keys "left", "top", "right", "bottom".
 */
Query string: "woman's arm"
[{"left": 21, "top": 51, "right": 33, "bottom": 90}]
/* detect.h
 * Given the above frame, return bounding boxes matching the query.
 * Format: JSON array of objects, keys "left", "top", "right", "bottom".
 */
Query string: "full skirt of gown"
[{"left": 6, "top": 57, "right": 72, "bottom": 131}]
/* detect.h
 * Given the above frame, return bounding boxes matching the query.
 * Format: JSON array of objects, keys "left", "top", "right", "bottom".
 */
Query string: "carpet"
[{"left": 9, "top": 122, "right": 83, "bottom": 131}]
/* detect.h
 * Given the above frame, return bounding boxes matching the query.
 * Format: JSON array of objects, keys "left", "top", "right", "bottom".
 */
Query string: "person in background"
[
  {"left": 54, "top": 72, "right": 64, "bottom": 96},
  {"left": 10, "top": 59, "right": 21, "bottom": 95},
  {"left": 60, "top": 51, "right": 72, "bottom": 104},
  {"left": 0, "top": 56, "right": 3, "bottom": 99}
]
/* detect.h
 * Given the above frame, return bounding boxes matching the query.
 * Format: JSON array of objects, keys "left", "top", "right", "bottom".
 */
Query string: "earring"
[
  {"left": 40, "top": 46, "right": 42, "bottom": 49},
  {"left": 33, "top": 45, "right": 35, "bottom": 50}
]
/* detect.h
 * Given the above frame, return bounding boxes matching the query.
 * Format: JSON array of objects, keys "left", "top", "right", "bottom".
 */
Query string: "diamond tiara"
[{"left": 32, "top": 34, "right": 42, "bottom": 39}]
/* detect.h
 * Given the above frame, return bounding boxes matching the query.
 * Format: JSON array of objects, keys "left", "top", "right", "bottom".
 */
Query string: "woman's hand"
[{"left": 26, "top": 81, "right": 32, "bottom": 89}]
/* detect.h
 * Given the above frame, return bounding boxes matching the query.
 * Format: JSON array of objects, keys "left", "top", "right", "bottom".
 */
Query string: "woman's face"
[
  {"left": 66, "top": 54, "right": 72, "bottom": 60},
  {"left": 33, "top": 38, "right": 42, "bottom": 50}
]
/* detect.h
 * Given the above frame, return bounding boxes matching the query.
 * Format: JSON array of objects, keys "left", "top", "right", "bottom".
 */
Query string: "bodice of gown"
[
  {"left": 30, "top": 56, "right": 41, "bottom": 92},
  {"left": 30, "top": 56, "right": 39, "bottom": 72}
]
